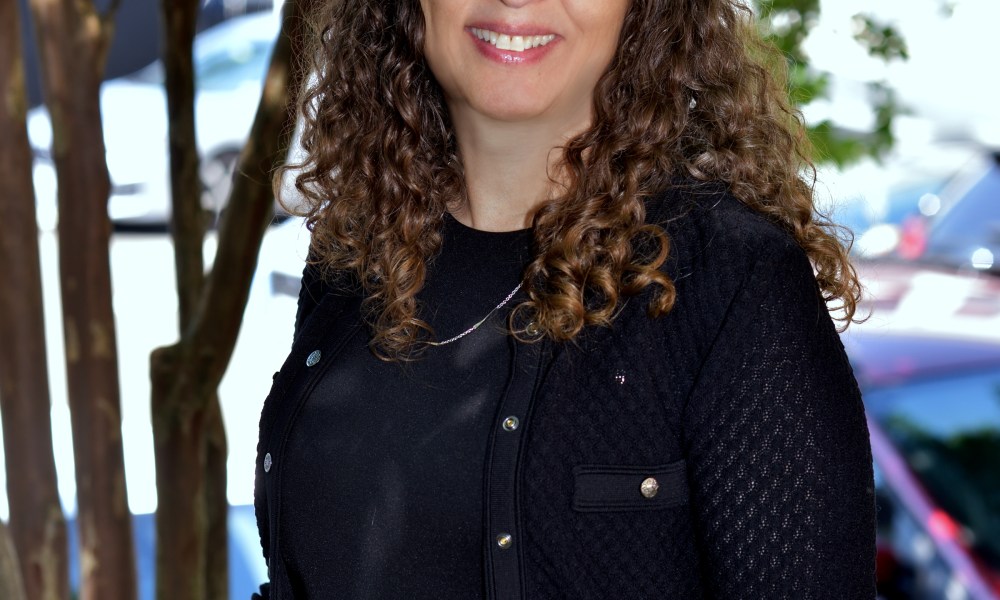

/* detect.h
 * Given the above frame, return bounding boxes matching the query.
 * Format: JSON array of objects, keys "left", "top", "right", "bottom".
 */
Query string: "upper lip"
[{"left": 467, "top": 22, "right": 558, "bottom": 37}]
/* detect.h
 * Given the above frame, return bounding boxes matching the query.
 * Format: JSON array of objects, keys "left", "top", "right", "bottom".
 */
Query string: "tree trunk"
[
  {"left": 0, "top": 521, "right": 28, "bottom": 600},
  {"left": 0, "top": 1, "right": 70, "bottom": 598},
  {"left": 154, "top": 1, "right": 216, "bottom": 598},
  {"left": 161, "top": 0, "right": 206, "bottom": 329},
  {"left": 204, "top": 396, "right": 228, "bottom": 600},
  {"left": 151, "top": 1, "right": 317, "bottom": 598},
  {"left": 26, "top": 1, "right": 136, "bottom": 599}
]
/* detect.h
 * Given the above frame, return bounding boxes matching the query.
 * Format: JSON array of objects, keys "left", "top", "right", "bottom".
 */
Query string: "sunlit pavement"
[{"left": 0, "top": 221, "right": 309, "bottom": 520}]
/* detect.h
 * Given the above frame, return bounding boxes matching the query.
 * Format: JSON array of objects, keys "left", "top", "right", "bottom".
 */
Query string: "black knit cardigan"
[{"left": 253, "top": 183, "right": 877, "bottom": 599}]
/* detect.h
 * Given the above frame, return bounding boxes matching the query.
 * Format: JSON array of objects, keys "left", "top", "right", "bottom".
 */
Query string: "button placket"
[{"left": 484, "top": 337, "right": 548, "bottom": 600}]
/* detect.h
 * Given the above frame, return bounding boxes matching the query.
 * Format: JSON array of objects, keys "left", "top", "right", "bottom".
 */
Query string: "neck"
[{"left": 448, "top": 108, "right": 590, "bottom": 232}]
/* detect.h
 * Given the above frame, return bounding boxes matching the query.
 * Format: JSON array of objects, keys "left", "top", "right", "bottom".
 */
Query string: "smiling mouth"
[{"left": 469, "top": 27, "right": 557, "bottom": 52}]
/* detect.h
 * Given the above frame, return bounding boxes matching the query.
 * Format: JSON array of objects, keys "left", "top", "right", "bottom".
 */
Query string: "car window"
[
  {"left": 121, "top": 40, "right": 272, "bottom": 92},
  {"left": 885, "top": 177, "right": 950, "bottom": 224},
  {"left": 196, "top": 41, "right": 272, "bottom": 91},
  {"left": 865, "top": 370, "right": 1000, "bottom": 573},
  {"left": 125, "top": 61, "right": 163, "bottom": 85},
  {"left": 925, "top": 163, "right": 1000, "bottom": 260}
]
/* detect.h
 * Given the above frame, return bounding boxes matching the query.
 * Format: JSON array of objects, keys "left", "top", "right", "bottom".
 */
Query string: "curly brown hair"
[{"left": 280, "top": 0, "right": 861, "bottom": 360}]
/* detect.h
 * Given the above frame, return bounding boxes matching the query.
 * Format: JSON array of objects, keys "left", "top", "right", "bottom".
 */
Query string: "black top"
[
  {"left": 279, "top": 215, "right": 533, "bottom": 599},
  {"left": 255, "top": 184, "right": 877, "bottom": 600}
]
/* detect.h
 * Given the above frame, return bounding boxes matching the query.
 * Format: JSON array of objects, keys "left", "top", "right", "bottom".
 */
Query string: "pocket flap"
[{"left": 572, "top": 460, "right": 689, "bottom": 512}]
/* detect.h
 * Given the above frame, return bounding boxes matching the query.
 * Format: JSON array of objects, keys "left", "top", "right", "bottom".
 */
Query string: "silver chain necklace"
[{"left": 426, "top": 282, "right": 524, "bottom": 346}]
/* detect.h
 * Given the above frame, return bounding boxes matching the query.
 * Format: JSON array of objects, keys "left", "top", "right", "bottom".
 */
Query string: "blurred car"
[
  {"left": 67, "top": 504, "right": 266, "bottom": 600},
  {"left": 846, "top": 329, "right": 1000, "bottom": 599},
  {"left": 899, "top": 151, "right": 1000, "bottom": 274},
  {"left": 846, "top": 259, "right": 1000, "bottom": 599},
  {"left": 812, "top": 143, "right": 982, "bottom": 260},
  {"left": 29, "top": 11, "right": 280, "bottom": 228}
]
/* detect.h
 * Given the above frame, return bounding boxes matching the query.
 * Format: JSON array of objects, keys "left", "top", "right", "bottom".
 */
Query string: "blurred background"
[{"left": 1, "top": 0, "right": 998, "bottom": 598}]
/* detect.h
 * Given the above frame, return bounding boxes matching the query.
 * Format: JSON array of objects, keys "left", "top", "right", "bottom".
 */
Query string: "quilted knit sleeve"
[
  {"left": 255, "top": 252, "right": 324, "bottom": 581},
  {"left": 681, "top": 234, "right": 877, "bottom": 599}
]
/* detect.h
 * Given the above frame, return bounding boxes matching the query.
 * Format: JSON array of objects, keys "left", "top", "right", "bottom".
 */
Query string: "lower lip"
[{"left": 468, "top": 31, "right": 559, "bottom": 65}]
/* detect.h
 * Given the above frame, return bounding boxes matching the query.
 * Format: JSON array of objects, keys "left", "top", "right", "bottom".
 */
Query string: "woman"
[{"left": 255, "top": 0, "right": 876, "bottom": 598}]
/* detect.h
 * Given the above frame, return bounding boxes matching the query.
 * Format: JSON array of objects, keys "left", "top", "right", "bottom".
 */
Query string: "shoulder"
[
  {"left": 293, "top": 253, "right": 363, "bottom": 342},
  {"left": 645, "top": 180, "right": 813, "bottom": 292},
  {"left": 636, "top": 182, "right": 848, "bottom": 387}
]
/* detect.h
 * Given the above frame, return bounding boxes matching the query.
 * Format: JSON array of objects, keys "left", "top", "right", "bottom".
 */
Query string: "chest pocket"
[{"left": 572, "top": 459, "right": 689, "bottom": 512}]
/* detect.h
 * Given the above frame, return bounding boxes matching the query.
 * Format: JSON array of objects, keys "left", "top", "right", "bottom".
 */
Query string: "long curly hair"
[{"left": 280, "top": 0, "right": 861, "bottom": 360}]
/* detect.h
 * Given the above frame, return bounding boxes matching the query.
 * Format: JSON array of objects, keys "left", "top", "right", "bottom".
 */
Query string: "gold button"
[
  {"left": 525, "top": 321, "right": 540, "bottom": 337},
  {"left": 640, "top": 477, "right": 659, "bottom": 499},
  {"left": 496, "top": 533, "right": 513, "bottom": 549},
  {"left": 502, "top": 416, "right": 519, "bottom": 432}
]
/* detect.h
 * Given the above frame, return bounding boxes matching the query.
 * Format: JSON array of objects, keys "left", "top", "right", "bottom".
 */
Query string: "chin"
[
  {"left": 485, "top": 107, "right": 551, "bottom": 123},
  {"left": 470, "top": 96, "right": 556, "bottom": 124}
]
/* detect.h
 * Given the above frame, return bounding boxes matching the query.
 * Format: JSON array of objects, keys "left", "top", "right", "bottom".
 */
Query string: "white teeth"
[{"left": 471, "top": 28, "right": 556, "bottom": 52}]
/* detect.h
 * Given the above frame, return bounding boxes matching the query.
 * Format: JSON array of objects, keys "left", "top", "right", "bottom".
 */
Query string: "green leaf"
[
  {"left": 852, "top": 14, "right": 910, "bottom": 62},
  {"left": 754, "top": 0, "right": 912, "bottom": 166}
]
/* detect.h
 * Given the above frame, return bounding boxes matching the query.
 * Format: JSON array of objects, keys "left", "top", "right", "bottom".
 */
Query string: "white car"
[{"left": 29, "top": 11, "right": 280, "bottom": 228}]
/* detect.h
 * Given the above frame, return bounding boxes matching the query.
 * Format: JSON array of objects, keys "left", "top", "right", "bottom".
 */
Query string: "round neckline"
[{"left": 443, "top": 211, "right": 532, "bottom": 237}]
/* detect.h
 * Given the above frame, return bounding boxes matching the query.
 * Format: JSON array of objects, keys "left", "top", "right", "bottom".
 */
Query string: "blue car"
[
  {"left": 911, "top": 151, "right": 1000, "bottom": 274},
  {"left": 846, "top": 326, "right": 1000, "bottom": 599}
]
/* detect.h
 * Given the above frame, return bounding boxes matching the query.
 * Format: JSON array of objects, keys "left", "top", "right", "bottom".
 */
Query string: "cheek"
[
  {"left": 418, "top": 24, "right": 449, "bottom": 89},
  {"left": 418, "top": 4, "right": 465, "bottom": 92},
  {"left": 597, "top": 8, "right": 629, "bottom": 55},
  {"left": 574, "top": 4, "right": 630, "bottom": 77},
  {"left": 578, "top": 29, "right": 625, "bottom": 89},
  {"left": 424, "top": 42, "right": 463, "bottom": 96}
]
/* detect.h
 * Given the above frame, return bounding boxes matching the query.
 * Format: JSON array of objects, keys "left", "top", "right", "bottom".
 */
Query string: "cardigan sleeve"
[
  {"left": 681, "top": 235, "right": 877, "bottom": 599},
  {"left": 253, "top": 252, "right": 325, "bottom": 597}
]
